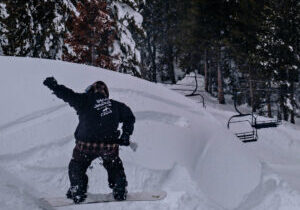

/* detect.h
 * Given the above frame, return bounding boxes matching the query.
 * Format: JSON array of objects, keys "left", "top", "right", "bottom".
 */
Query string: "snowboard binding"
[
  {"left": 112, "top": 178, "right": 128, "bottom": 201},
  {"left": 66, "top": 185, "right": 87, "bottom": 204},
  {"left": 113, "top": 187, "right": 127, "bottom": 201}
]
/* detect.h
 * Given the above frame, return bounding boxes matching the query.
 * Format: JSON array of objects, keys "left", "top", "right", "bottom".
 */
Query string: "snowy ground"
[{"left": 0, "top": 56, "right": 300, "bottom": 210}]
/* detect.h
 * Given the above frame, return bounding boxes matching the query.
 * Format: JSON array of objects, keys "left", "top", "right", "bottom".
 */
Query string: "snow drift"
[{"left": 1, "top": 55, "right": 291, "bottom": 210}]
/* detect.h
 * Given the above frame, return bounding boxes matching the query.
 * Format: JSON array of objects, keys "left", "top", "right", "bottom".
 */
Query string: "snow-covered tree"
[
  {"left": 256, "top": 0, "right": 299, "bottom": 122},
  {"left": 111, "top": 0, "right": 145, "bottom": 76},
  {"left": 0, "top": 2, "right": 8, "bottom": 55},
  {"left": 1, "top": 0, "right": 32, "bottom": 56},
  {"left": 31, "top": 1, "right": 68, "bottom": 59},
  {"left": 1, "top": 0, "right": 73, "bottom": 59},
  {"left": 64, "top": 0, "right": 117, "bottom": 70}
]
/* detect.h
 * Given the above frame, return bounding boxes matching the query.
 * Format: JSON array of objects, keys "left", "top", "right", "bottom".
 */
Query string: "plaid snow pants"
[{"left": 68, "top": 141, "right": 127, "bottom": 192}]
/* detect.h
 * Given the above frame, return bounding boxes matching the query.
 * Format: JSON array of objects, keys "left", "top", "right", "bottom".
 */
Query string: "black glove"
[
  {"left": 43, "top": 77, "right": 58, "bottom": 89},
  {"left": 119, "top": 132, "right": 130, "bottom": 146}
]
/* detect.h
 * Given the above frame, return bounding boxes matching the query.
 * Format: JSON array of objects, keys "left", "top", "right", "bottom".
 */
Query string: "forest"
[{"left": 0, "top": 0, "right": 299, "bottom": 123}]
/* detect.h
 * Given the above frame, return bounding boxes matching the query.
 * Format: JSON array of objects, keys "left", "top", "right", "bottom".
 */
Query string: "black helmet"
[{"left": 85, "top": 81, "right": 109, "bottom": 98}]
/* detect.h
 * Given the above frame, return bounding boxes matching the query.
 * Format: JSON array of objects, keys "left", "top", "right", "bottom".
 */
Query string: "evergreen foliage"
[
  {"left": 63, "top": 0, "right": 116, "bottom": 70},
  {"left": 111, "top": 0, "right": 145, "bottom": 76},
  {"left": 140, "top": 0, "right": 164, "bottom": 82},
  {"left": 1, "top": 0, "right": 70, "bottom": 59},
  {"left": 0, "top": 0, "right": 299, "bottom": 122},
  {"left": 0, "top": 2, "right": 8, "bottom": 55}
]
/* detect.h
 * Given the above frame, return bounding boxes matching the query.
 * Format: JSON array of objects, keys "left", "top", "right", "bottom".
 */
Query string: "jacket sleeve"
[
  {"left": 48, "top": 84, "right": 86, "bottom": 111},
  {"left": 119, "top": 102, "right": 135, "bottom": 135}
]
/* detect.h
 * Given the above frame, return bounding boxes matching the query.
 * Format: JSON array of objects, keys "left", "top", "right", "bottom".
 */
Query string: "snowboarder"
[{"left": 43, "top": 77, "right": 135, "bottom": 204}]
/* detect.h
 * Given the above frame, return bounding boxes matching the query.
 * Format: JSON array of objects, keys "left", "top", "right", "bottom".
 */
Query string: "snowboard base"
[{"left": 41, "top": 191, "right": 167, "bottom": 207}]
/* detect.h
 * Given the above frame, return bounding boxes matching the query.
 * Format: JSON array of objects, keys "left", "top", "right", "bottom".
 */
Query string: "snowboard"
[{"left": 41, "top": 191, "right": 167, "bottom": 207}]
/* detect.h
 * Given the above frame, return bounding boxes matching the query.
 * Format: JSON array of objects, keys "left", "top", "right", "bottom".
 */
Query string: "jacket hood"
[{"left": 85, "top": 81, "right": 109, "bottom": 98}]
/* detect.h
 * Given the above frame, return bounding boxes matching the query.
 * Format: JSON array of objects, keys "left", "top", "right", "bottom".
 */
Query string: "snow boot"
[
  {"left": 113, "top": 186, "right": 127, "bottom": 201},
  {"left": 112, "top": 178, "right": 127, "bottom": 201},
  {"left": 66, "top": 185, "right": 87, "bottom": 204}
]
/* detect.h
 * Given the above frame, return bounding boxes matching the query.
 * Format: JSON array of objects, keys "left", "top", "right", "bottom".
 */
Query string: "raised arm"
[{"left": 43, "top": 77, "right": 86, "bottom": 110}]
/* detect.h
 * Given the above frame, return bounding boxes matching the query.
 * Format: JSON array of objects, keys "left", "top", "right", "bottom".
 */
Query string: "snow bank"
[
  {"left": 0, "top": 56, "right": 262, "bottom": 209},
  {"left": 171, "top": 73, "right": 300, "bottom": 210},
  {"left": 236, "top": 164, "right": 300, "bottom": 210},
  {"left": 0, "top": 167, "right": 51, "bottom": 210}
]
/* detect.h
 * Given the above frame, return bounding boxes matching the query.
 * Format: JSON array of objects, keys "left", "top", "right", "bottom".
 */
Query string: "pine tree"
[
  {"left": 141, "top": 0, "right": 164, "bottom": 82},
  {"left": 31, "top": 0, "right": 69, "bottom": 59},
  {"left": 1, "top": 0, "right": 71, "bottom": 59},
  {"left": 180, "top": 0, "right": 233, "bottom": 103},
  {"left": 2, "top": 0, "right": 33, "bottom": 56},
  {"left": 142, "top": 0, "right": 181, "bottom": 83},
  {"left": 263, "top": 0, "right": 299, "bottom": 122},
  {"left": 63, "top": 0, "right": 117, "bottom": 70},
  {"left": 157, "top": 0, "right": 179, "bottom": 84},
  {"left": 0, "top": 2, "right": 8, "bottom": 55},
  {"left": 227, "top": 0, "right": 266, "bottom": 109},
  {"left": 111, "top": 0, "right": 145, "bottom": 76}
]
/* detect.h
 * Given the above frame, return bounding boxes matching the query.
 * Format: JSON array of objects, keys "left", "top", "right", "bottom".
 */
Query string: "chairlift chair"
[{"left": 227, "top": 80, "right": 283, "bottom": 143}]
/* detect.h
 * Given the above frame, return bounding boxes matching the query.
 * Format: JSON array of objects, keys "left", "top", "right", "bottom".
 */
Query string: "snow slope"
[
  {"left": 168, "top": 74, "right": 300, "bottom": 210},
  {"left": 0, "top": 56, "right": 299, "bottom": 210}
]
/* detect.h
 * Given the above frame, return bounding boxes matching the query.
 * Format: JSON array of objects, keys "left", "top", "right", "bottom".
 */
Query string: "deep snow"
[{"left": 0, "top": 56, "right": 300, "bottom": 210}]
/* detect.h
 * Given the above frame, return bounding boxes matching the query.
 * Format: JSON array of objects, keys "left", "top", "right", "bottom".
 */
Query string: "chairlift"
[
  {"left": 227, "top": 90, "right": 258, "bottom": 142},
  {"left": 250, "top": 92, "right": 281, "bottom": 129},
  {"left": 169, "top": 72, "right": 206, "bottom": 108},
  {"left": 227, "top": 81, "right": 282, "bottom": 143},
  {"left": 227, "top": 116, "right": 258, "bottom": 143},
  {"left": 251, "top": 111, "right": 281, "bottom": 129},
  {"left": 184, "top": 72, "right": 206, "bottom": 108}
]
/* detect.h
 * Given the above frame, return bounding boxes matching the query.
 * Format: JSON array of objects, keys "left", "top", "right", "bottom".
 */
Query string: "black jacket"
[{"left": 48, "top": 84, "right": 135, "bottom": 143}]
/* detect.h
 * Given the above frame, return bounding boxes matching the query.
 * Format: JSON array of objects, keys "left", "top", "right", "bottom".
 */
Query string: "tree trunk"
[
  {"left": 267, "top": 95, "right": 272, "bottom": 117},
  {"left": 291, "top": 106, "right": 295, "bottom": 124},
  {"left": 146, "top": 35, "right": 157, "bottom": 83},
  {"left": 280, "top": 85, "right": 289, "bottom": 121},
  {"left": 249, "top": 74, "right": 255, "bottom": 112},
  {"left": 267, "top": 81, "right": 272, "bottom": 117},
  {"left": 217, "top": 47, "right": 225, "bottom": 104},
  {"left": 165, "top": 0, "right": 176, "bottom": 84},
  {"left": 204, "top": 49, "right": 209, "bottom": 92},
  {"left": 290, "top": 81, "right": 295, "bottom": 124},
  {"left": 91, "top": 29, "right": 96, "bottom": 66},
  {"left": 152, "top": 44, "right": 157, "bottom": 82},
  {"left": 208, "top": 59, "right": 212, "bottom": 94},
  {"left": 168, "top": 44, "right": 176, "bottom": 84},
  {"left": 283, "top": 106, "right": 289, "bottom": 121},
  {"left": 91, "top": 45, "right": 96, "bottom": 66}
]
